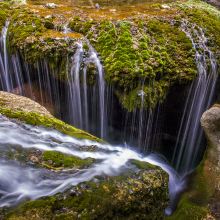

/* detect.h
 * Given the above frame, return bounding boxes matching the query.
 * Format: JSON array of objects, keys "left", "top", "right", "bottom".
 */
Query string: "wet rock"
[{"left": 6, "top": 168, "right": 168, "bottom": 219}]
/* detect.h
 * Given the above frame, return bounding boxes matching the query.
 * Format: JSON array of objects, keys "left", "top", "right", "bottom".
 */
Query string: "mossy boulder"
[
  {"left": 42, "top": 151, "right": 94, "bottom": 169},
  {"left": 5, "top": 167, "right": 168, "bottom": 220},
  {"left": 1, "top": 0, "right": 220, "bottom": 110},
  {"left": 0, "top": 3, "right": 9, "bottom": 30},
  {"left": 0, "top": 91, "right": 101, "bottom": 141}
]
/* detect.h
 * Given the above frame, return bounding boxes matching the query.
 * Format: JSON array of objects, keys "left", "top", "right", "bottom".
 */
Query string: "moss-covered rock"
[
  {"left": 0, "top": 91, "right": 101, "bottom": 141},
  {"left": 1, "top": 0, "right": 219, "bottom": 110},
  {"left": 0, "top": 91, "right": 169, "bottom": 220},
  {"left": 5, "top": 167, "right": 168, "bottom": 220},
  {"left": 166, "top": 104, "right": 220, "bottom": 219},
  {"left": 42, "top": 151, "right": 94, "bottom": 169}
]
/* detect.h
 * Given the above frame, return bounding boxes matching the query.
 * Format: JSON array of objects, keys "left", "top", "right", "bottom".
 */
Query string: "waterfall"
[
  {"left": 68, "top": 42, "right": 84, "bottom": 128},
  {"left": 87, "top": 44, "right": 106, "bottom": 138},
  {"left": 67, "top": 41, "right": 106, "bottom": 138},
  {"left": 172, "top": 20, "right": 218, "bottom": 174},
  {"left": 0, "top": 21, "right": 107, "bottom": 139},
  {"left": 0, "top": 19, "right": 218, "bottom": 176},
  {"left": 0, "top": 21, "right": 10, "bottom": 91}
]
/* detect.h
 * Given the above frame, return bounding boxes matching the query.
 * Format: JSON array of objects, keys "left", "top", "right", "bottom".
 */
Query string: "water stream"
[{"left": 0, "top": 115, "right": 183, "bottom": 212}]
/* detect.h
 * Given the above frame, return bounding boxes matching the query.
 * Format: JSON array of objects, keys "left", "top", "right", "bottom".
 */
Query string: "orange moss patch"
[
  {"left": 26, "top": 0, "right": 183, "bottom": 23},
  {"left": 43, "top": 29, "right": 82, "bottom": 39}
]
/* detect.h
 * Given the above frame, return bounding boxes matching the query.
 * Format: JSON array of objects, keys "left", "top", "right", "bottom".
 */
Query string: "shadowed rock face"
[{"left": 201, "top": 105, "right": 220, "bottom": 218}]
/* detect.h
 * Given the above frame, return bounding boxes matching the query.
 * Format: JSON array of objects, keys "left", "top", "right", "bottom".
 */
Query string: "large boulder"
[{"left": 201, "top": 105, "right": 220, "bottom": 218}]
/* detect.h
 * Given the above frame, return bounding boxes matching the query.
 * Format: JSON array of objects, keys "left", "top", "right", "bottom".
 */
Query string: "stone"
[
  {"left": 30, "top": 155, "right": 39, "bottom": 163},
  {"left": 201, "top": 105, "right": 220, "bottom": 218},
  {"left": 0, "top": 91, "right": 52, "bottom": 117},
  {"left": 45, "top": 3, "right": 57, "bottom": 9},
  {"left": 161, "top": 4, "right": 171, "bottom": 9}
]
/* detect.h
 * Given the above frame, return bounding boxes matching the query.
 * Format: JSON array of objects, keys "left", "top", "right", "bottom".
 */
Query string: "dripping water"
[
  {"left": 68, "top": 42, "right": 84, "bottom": 128},
  {"left": 0, "top": 21, "right": 10, "bottom": 91},
  {"left": 172, "top": 20, "right": 218, "bottom": 174}
]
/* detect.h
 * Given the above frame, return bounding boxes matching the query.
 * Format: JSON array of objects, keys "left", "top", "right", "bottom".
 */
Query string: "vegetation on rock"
[
  {"left": 0, "top": 91, "right": 101, "bottom": 141},
  {"left": 5, "top": 167, "right": 168, "bottom": 220},
  {"left": 1, "top": 0, "right": 219, "bottom": 110}
]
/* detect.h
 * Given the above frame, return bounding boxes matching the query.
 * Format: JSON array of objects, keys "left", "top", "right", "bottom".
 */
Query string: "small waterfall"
[
  {"left": 83, "top": 66, "right": 89, "bottom": 131},
  {"left": 0, "top": 18, "right": 218, "bottom": 178},
  {"left": 67, "top": 41, "right": 106, "bottom": 138},
  {"left": 172, "top": 20, "right": 218, "bottom": 174},
  {"left": 0, "top": 21, "right": 10, "bottom": 91},
  {"left": 87, "top": 44, "right": 106, "bottom": 138},
  {"left": 68, "top": 42, "right": 84, "bottom": 128}
]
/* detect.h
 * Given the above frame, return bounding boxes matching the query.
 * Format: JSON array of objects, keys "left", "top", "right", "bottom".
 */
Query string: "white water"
[
  {"left": 67, "top": 41, "right": 106, "bottom": 138},
  {"left": 172, "top": 21, "right": 218, "bottom": 174},
  {"left": 0, "top": 115, "right": 183, "bottom": 212},
  {"left": 87, "top": 44, "right": 106, "bottom": 138},
  {"left": 68, "top": 42, "right": 84, "bottom": 128},
  {"left": 0, "top": 21, "right": 10, "bottom": 91}
]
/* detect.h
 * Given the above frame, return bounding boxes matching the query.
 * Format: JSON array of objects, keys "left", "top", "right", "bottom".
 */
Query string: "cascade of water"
[
  {"left": 87, "top": 44, "right": 106, "bottom": 138},
  {"left": 67, "top": 42, "right": 84, "bottom": 128},
  {"left": 172, "top": 21, "right": 218, "bottom": 174},
  {"left": 83, "top": 66, "right": 89, "bottom": 131},
  {"left": 0, "top": 115, "right": 183, "bottom": 209},
  {"left": 0, "top": 21, "right": 10, "bottom": 91},
  {"left": 67, "top": 41, "right": 106, "bottom": 138}
]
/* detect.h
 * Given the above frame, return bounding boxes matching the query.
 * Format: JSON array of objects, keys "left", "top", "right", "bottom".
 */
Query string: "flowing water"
[
  {"left": 67, "top": 41, "right": 106, "bottom": 138},
  {"left": 0, "top": 115, "right": 183, "bottom": 212},
  {"left": 0, "top": 21, "right": 10, "bottom": 91},
  {"left": 172, "top": 21, "right": 218, "bottom": 174}
]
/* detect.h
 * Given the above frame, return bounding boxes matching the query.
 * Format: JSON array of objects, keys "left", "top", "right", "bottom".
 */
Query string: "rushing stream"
[{"left": 0, "top": 115, "right": 183, "bottom": 213}]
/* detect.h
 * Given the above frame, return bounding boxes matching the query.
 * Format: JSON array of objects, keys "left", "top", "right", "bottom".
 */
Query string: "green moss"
[
  {"left": 181, "top": 0, "right": 220, "bottom": 58},
  {"left": 8, "top": 8, "right": 46, "bottom": 49},
  {"left": 69, "top": 16, "right": 197, "bottom": 111},
  {"left": 0, "top": 106, "right": 101, "bottom": 142},
  {"left": 0, "top": 3, "right": 10, "bottom": 30},
  {"left": 42, "top": 151, "right": 94, "bottom": 169},
  {"left": 166, "top": 197, "right": 208, "bottom": 220},
  {"left": 166, "top": 156, "right": 213, "bottom": 220},
  {"left": 130, "top": 159, "right": 158, "bottom": 170}
]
